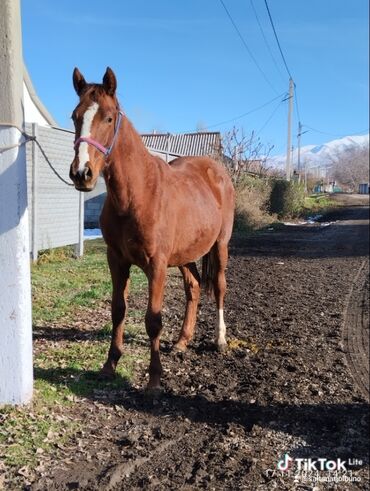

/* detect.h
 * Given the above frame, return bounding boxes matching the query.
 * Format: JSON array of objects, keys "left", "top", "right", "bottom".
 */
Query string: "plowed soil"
[{"left": 32, "top": 195, "right": 369, "bottom": 491}]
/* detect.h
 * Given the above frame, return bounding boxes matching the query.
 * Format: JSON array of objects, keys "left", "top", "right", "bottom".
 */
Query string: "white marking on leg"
[
  {"left": 216, "top": 308, "right": 227, "bottom": 346},
  {"left": 78, "top": 102, "right": 99, "bottom": 172}
]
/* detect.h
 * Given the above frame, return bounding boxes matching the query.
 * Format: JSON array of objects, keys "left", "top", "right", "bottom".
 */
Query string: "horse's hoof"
[
  {"left": 144, "top": 385, "right": 164, "bottom": 399},
  {"left": 173, "top": 342, "right": 187, "bottom": 353},
  {"left": 217, "top": 342, "right": 228, "bottom": 353},
  {"left": 98, "top": 367, "right": 116, "bottom": 380}
]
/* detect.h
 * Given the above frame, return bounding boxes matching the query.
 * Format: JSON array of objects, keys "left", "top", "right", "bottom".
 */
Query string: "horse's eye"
[{"left": 107, "top": 117, "right": 113, "bottom": 123}]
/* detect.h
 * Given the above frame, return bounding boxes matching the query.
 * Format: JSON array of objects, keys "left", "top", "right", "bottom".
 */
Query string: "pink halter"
[{"left": 74, "top": 110, "right": 123, "bottom": 158}]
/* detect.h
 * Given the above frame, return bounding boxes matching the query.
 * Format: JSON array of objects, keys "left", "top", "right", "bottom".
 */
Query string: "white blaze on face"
[
  {"left": 216, "top": 309, "right": 227, "bottom": 347},
  {"left": 78, "top": 102, "right": 99, "bottom": 172}
]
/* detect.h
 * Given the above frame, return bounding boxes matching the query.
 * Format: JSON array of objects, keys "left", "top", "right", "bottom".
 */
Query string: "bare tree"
[
  {"left": 221, "top": 127, "right": 275, "bottom": 181},
  {"left": 329, "top": 145, "right": 369, "bottom": 191}
]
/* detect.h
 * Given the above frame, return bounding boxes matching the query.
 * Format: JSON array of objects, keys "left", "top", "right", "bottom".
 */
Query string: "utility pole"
[
  {"left": 285, "top": 78, "right": 294, "bottom": 181},
  {"left": 297, "top": 122, "right": 309, "bottom": 183},
  {"left": 0, "top": 0, "right": 33, "bottom": 404},
  {"left": 304, "top": 158, "right": 308, "bottom": 192},
  {"left": 297, "top": 121, "right": 302, "bottom": 174}
]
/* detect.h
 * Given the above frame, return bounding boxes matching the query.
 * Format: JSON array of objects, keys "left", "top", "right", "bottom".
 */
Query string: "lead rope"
[{"left": 0, "top": 122, "right": 74, "bottom": 187}]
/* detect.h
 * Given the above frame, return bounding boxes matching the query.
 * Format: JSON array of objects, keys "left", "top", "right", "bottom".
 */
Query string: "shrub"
[
  {"left": 233, "top": 174, "right": 274, "bottom": 231},
  {"left": 269, "top": 179, "right": 305, "bottom": 217}
]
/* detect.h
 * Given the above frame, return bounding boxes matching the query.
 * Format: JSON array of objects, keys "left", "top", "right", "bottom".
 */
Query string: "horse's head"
[{"left": 69, "top": 67, "right": 121, "bottom": 192}]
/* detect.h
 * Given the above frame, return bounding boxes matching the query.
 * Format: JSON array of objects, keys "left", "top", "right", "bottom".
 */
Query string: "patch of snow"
[
  {"left": 283, "top": 219, "right": 334, "bottom": 228},
  {"left": 283, "top": 221, "right": 307, "bottom": 226},
  {"left": 307, "top": 214, "right": 323, "bottom": 224},
  {"left": 84, "top": 228, "right": 102, "bottom": 240}
]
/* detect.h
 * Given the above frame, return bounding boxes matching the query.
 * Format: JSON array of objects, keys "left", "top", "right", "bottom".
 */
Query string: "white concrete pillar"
[{"left": 0, "top": 0, "right": 33, "bottom": 404}]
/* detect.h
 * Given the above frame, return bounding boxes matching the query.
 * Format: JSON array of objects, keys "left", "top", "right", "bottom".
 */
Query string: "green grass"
[
  {"left": 32, "top": 239, "right": 147, "bottom": 324},
  {"left": 0, "top": 404, "right": 78, "bottom": 469},
  {"left": 34, "top": 339, "right": 143, "bottom": 398},
  {"left": 302, "top": 193, "right": 335, "bottom": 215},
  {"left": 0, "top": 339, "right": 147, "bottom": 469},
  {"left": 0, "top": 239, "right": 149, "bottom": 475}
]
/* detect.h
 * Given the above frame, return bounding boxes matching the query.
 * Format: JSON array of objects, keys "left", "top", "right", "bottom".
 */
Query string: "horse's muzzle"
[{"left": 69, "top": 162, "right": 95, "bottom": 192}]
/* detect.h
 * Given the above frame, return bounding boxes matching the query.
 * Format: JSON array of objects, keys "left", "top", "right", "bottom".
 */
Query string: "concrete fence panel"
[{"left": 25, "top": 123, "right": 83, "bottom": 259}]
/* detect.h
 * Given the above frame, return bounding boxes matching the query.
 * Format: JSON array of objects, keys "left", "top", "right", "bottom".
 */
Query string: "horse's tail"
[{"left": 202, "top": 244, "right": 218, "bottom": 298}]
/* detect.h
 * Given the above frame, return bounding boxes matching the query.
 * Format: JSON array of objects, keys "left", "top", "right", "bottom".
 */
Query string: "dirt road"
[{"left": 33, "top": 196, "right": 369, "bottom": 490}]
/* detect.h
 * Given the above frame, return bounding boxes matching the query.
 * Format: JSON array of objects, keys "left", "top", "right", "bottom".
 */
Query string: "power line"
[
  {"left": 219, "top": 0, "right": 279, "bottom": 94},
  {"left": 263, "top": 0, "right": 297, "bottom": 179},
  {"left": 294, "top": 83, "right": 301, "bottom": 124},
  {"left": 249, "top": 0, "right": 286, "bottom": 85},
  {"left": 186, "top": 92, "right": 286, "bottom": 132},
  {"left": 304, "top": 125, "right": 369, "bottom": 138},
  {"left": 256, "top": 99, "right": 285, "bottom": 136},
  {"left": 263, "top": 0, "right": 293, "bottom": 80}
]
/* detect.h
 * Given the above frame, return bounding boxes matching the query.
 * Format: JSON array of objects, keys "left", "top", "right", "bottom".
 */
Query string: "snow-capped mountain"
[{"left": 267, "top": 133, "right": 369, "bottom": 170}]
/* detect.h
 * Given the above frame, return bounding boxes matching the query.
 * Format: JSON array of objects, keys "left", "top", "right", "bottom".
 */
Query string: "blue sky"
[{"left": 21, "top": 0, "right": 369, "bottom": 155}]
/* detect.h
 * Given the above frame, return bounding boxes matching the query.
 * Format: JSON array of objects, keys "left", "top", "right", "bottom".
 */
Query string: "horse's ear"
[
  {"left": 73, "top": 67, "right": 87, "bottom": 96},
  {"left": 103, "top": 67, "right": 117, "bottom": 96}
]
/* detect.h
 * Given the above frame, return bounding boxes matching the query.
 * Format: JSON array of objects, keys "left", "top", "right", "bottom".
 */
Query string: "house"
[
  {"left": 141, "top": 131, "right": 222, "bottom": 161},
  {"left": 23, "top": 66, "right": 56, "bottom": 127}
]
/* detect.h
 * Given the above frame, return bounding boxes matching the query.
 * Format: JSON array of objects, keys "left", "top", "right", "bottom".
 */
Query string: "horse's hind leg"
[
  {"left": 101, "top": 247, "right": 130, "bottom": 377},
  {"left": 213, "top": 241, "right": 229, "bottom": 352},
  {"left": 174, "top": 262, "right": 201, "bottom": 352}
]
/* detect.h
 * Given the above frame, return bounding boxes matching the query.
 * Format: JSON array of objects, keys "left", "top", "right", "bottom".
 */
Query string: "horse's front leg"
[
  {"left": 145, "top": 260, "right": 167, "bottom": 391},
  {"left": 101, "top": 247, "right": 131, "bottom": 377}
]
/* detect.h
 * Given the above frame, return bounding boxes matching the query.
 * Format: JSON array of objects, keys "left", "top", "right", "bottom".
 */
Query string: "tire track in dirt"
[
  {"left": 101, "top": 437, "right": 181, "bottom": 490},
  {"left": 342, "top": 259, "right": 370, "bottom": 401}
]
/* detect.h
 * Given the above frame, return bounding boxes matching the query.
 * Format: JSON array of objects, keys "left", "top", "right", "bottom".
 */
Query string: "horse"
[{"left": 69, "top": 67, "right": 235, "bottom": 391}]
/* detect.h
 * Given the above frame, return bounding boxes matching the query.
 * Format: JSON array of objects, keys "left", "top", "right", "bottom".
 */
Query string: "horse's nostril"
[{"left": 84, "top": 167, "right": 93, "bottom": 180}]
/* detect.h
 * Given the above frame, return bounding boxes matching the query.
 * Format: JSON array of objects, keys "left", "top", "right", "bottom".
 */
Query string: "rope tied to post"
[{"left": 0, "top": 122, "right": 74, "bottom": 186}]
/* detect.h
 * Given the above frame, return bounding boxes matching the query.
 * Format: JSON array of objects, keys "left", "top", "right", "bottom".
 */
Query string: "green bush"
[{"left": 269, "top": 179, "right": 305, "bottom": 217}]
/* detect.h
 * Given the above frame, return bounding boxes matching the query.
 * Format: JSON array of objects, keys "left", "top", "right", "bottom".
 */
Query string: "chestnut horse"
[{"left": 69, "top": 67, "right": 235, "bottom": 391}]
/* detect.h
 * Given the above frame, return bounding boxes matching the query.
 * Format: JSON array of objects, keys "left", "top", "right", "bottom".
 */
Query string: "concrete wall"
[
  {"left": 84, "top": 177, "right": 106, "bottom": 228},
  {"left": 25, "top": 123, "right": 83, "bottom": 258}
]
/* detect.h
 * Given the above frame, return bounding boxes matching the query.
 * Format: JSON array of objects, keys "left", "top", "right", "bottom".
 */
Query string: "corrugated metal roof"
[{"left": 141, "top": 132, "right": 221, "bottom": 157}]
